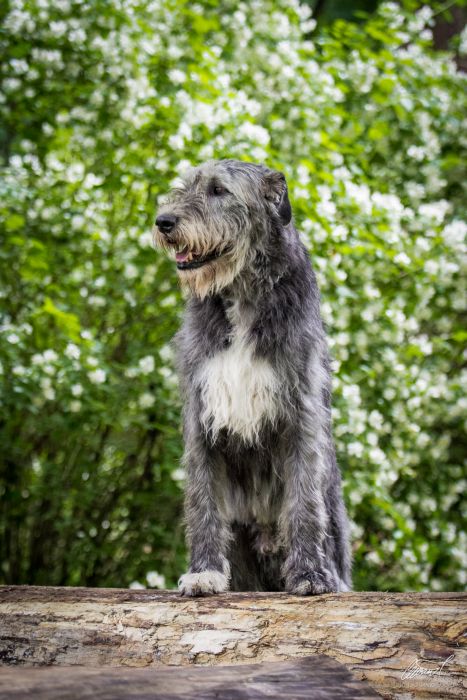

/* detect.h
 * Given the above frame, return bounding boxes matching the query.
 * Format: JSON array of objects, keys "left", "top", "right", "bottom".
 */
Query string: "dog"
[{"left": 154, "top": 159, "right": 351, "bottom": 595}]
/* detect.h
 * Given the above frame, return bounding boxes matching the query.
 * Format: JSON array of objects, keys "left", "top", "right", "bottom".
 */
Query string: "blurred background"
[{"left": 1, "top": 0, "right": 466, "bottom": 592}]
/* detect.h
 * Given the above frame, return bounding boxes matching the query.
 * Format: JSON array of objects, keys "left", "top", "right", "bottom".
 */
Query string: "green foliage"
[{"left": 1, "top": 0, "right": 466, "bottom": 591}]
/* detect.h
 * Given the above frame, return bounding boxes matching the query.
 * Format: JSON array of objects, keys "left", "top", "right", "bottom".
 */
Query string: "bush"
[{"left": 1, "top": 0, "right": 465, "bottom": 591}]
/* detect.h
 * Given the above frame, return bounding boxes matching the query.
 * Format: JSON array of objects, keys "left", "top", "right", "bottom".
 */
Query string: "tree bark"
[
  {"left": 0, "top": 655, "right": 381, "bottom": 699},
  {"left": 0, "top": 587, "right": 466, "bottom": 700}
]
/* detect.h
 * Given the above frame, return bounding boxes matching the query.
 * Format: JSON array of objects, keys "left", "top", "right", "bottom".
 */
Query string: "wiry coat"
[{"left": 155, "top": 160, "right": 351, "bottom": 595}]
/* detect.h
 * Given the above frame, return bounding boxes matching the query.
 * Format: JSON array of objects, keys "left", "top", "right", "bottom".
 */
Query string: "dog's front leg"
[
  {"left": 178, "top": 432, "right": 231, "bottom": 596},
  {"left": 280, "top": 430, "right": 339, "bottom": 596}
]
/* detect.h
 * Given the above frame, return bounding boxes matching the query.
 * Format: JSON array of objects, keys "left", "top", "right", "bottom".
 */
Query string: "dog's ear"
[{"left": 263, "top": 170, "right": 292, "bottom": 225}]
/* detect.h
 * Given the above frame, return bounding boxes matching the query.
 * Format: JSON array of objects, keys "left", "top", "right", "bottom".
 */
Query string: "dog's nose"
[{"left": 156, "top": 214, "right": 178, "bottom": 235}]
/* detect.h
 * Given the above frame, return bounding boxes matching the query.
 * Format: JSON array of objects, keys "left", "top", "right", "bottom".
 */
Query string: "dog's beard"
[
  {"left": 177, "top": 247, "right": 248, "bottom": 299},
  {"left": 153, "top": 222, "right": 249, "bottom": 299}
]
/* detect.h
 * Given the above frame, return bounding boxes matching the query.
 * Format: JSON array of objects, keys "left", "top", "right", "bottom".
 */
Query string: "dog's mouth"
[{"left": 174, "top": 245, "right": 223, "bottom": 270}]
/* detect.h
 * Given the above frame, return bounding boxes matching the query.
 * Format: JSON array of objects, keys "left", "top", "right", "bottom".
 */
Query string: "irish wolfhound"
[{"left": 154, "top": 159, "right": 351, "bottom": 595}]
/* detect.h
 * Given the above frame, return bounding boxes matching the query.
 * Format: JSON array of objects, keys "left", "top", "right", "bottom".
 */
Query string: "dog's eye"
[{"left": 212, "top": 185, "right": 228, "bottom": 196}]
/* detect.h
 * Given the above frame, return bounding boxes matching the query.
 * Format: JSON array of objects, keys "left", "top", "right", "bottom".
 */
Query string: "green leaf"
[
  {"left": 5, "top": 214, "right": 25, "bottom": 232},
  {"left": 41, "top": 297, "right": 82, "bottom": 341}
]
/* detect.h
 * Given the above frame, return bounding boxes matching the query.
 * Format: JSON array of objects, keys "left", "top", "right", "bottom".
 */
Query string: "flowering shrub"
[{"left": 1, "top": 0, "right": 465, "bottom": 590}]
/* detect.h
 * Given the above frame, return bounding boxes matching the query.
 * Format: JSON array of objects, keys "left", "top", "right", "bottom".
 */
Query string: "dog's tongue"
[{"left": 176, "top": 246, "right": 190, "bottom": 263}]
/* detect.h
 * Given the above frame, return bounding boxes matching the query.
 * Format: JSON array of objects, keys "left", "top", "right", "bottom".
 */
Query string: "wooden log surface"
[
  {"left": 0, "top": 587, "right": 466, "bottom": 700},
  {"left": 0, "top": 655, "right": 381, "bottom": 699}
]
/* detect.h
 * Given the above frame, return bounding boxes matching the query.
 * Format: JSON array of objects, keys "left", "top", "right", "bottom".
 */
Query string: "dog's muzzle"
[{"left": 155, "top": 214, "right": 225, "bottom": 271}]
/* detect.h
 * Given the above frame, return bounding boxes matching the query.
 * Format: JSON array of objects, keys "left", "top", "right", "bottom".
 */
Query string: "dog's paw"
[
  {"left": 286, "top": 569, "right": 338, "bottom": 596},
  {"left": 178, "top": 570, "right": 229, "bottom": 596}
]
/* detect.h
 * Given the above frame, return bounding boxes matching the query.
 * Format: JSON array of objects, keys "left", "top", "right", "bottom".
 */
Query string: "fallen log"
[
  {"left": 0, "top": 587, "right": 466, "bottom": 700},
  {"left": 0, "top": 655, "right": 381, "bottom": 699}
]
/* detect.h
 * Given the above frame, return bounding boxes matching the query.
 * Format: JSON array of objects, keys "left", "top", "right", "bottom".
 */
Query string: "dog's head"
[{"left": 153, "top": 159, "right": 292, "bottom": 298}]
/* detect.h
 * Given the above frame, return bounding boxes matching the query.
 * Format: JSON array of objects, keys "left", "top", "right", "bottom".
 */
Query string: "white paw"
[{"left": 178, "top": 570, "right": 229, "bottom": 596}]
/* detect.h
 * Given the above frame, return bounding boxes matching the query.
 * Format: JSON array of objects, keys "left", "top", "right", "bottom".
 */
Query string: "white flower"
[
  {"left": 70, "top": 400, "right": 82, "bottom": 412},
  {"left": 294, "top": 186, "right": 309, "bottom": 200},
  {"left": 159, "top": 366, "right": 177, "bottom": 386},
  {"left": 6, "top": 333, "right": 20, "bottom": 344},
  {"left": 43, "top": 349, "right": 58, "bottom": 362},
  {"left": 49, "top": 21, "right": 67, "bottom": 36},
  {"left": 347, "top": 442, "right": 364, "bottom": 458},
  {"left": 406, "top": 182, "right": 425, "bottom": 200},
  {"left": 424, "top": 260, "right": 439, "bottom": 275},
  {"left": 316, "top": 198, "right": 336, "bottom": 219},
  {"left": 331, "top": 224, "right": 348, "bottom": 241},
  {"left": 296, "top": 164, "right": 310, "bottom": 186},
  {"left": 124, "top": 263, "right": 138, "bottom": 280},
  {"left": 415, "top": 335, "right": 433, "bottom": 355},
  {"left": 342, "top": 384, "right": 361, "bottom": 404},
  {"left": 460, "top": 24, "right": 467, "bottom": 54},
  {"left": 65, "top": 343, "right": 80, "bottom": 360},
  {"left": 407, "top": 145, "right": 425, "bottom": 161},
  {"left": 443, "top": 220, "right": 466, "bottom": 251},
  {"left": 369, "top": 447, "right": 386, "bottom": 465},
  {"left": 71, "top": 384, "right": 83, "bottom": 397},
  {"left": 139, "top": 355, "right": 155, "bottom": 374},
  {"left": 366, "top": 551, "right": 382, "bottom": 565},
  {"left": 160, "top": 294, "right": 177, "bottom": 308},
  {"left": 13, "top": 365, "right": 27, "bottom": 376},
  {"left": 159, "top": 344, "right": 173, "bottom": 362},
  {"left": 419, "top": 200, "right": 450, "bottom": 225},
  {"left": 40, "top": 377, "right": 55, "bottom": 400},
  {"left": 139, "top": 392, "right": 155, "bottom": 408},
  {"left": 146, "top": 571, "right": 166, "bottom": 588},
  {"left": 237, "top": 122, "right": 270, "bottom": 146},
  {"left": 129, "top": 581, "right": 146, "bottom": 590},
  {"left": 171, "top": 467, "right": 186, "bottom": 481},
  {"left": 394, "top": 252, "right": 411, "bottom": 266},
  {"left": 344, "top": 181, "right": 372, "bottom": 215},
  {"left": 168, "top": 69, "right": 185, "bottom": 84},
  {"left": 88, "top": 295, "right": 106, "bottom": 308},
  {"left": 169, "top": 133, "right": 184, "bottom": 150},
  {"left": 10, "top": 58, "right": 28, "bottom": 74},
  {"left": 71, "top": 215, "right": 85, "bottom": 230},
  {"left": 3, "top": 78, "right": 21, "bottom": 91},
  {"left": 88, "top": 369, "right": 106, "bottom": 384},
  {"left": 369, "top": 410, "right": 384, "bottom": 429},
  {"left": 139, "top": 231, "right": 154, "bottom": 248},
  {"left": 417, "top": 6, "right": 434, "bottom": 26},
  {"left": 69, "top": 28, "right": 86, "bottom": 43}
]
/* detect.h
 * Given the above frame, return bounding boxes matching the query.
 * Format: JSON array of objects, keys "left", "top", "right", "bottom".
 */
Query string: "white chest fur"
[{"left": 198, "top": 303, "right": 279, "bottom": 443}]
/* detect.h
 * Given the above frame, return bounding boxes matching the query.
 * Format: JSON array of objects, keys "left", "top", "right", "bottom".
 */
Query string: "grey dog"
[{"left": 154, "top": 159, "right": 351, "bottom": 595}]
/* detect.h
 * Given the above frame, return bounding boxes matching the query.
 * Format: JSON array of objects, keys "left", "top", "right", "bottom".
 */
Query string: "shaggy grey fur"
[{"left": 154, "top": 159, "right": 351, "bottom": 595}]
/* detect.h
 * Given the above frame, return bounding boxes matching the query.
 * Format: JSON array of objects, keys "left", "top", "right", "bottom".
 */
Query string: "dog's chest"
[{"left": 198, "top": 303, "right": 279, "bottom": 442}]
